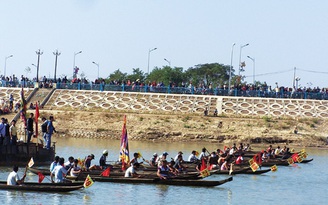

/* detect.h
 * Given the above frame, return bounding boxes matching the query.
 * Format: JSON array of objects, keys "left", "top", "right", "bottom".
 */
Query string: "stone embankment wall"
[{"left": 45, "top": 89, "right": 328, "bottom": 118}]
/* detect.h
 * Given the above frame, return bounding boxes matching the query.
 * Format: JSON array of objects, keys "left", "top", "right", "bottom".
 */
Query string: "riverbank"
[{"left": 38, "top": 109, "right": 328, "bottom": 148}]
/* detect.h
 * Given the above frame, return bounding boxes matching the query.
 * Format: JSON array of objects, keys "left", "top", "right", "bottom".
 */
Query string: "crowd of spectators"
[{"left": 1, "top": 74, "right": 327, "bottom": 100}]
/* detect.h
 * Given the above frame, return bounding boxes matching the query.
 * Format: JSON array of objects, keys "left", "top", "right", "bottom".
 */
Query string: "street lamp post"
[
  {"left": 247, "top": 55, "right": 255, "bottom": 84},
  {"left": 53, "top": 50, "right": 61, "bottom": 83},
  {"left": 228, "top": 43, "right": 236, "bottom": 93},
  {"left": 4, "top": 55, "right": 13, "bottom": 77},
  {"left": 164, "top": 58, "right": 171, "bottom": 66},
  {"left": 92, "top": 61, "right": 100, "bottom": 79},
  {"left": 295, "top": 77, "right": 301, "bottom": 89},
  {"left": 238, "top": 43, "right": 249, "bottom": 77},
  {"left": 147, "top": 48, "right": 157, "bottom": 74},
  {"left": 35, "top": 49, "right": 43, "bottom": 83},
  {"left": 73, "top": 51, "right": 82, "bottom": 78}
]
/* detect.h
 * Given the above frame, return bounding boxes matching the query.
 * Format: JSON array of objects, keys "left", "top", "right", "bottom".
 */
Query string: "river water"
[{"left": 0, "top": 137, "right": 327, "bottom": 205}]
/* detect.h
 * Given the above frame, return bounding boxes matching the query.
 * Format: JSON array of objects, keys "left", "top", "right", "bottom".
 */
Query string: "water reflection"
[{"left": 227, "top": 189, "right": 232, "bottom": 205}]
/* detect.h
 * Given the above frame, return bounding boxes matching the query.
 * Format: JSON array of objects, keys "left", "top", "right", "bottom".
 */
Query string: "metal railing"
[{"left": 2, "top": 80, "right": 328, "bottom": 100}]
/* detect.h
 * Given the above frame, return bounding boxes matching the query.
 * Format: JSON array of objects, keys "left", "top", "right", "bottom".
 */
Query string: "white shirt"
[
  {"left": 124, "top": 166, "right": 136, "bottom": 177},
  {"left": 188, "top": 154, "right": 198, "bottom": 162},
  {"left": 51, "top": 165, "right": 68, "bottom": 183},
  {"left": 199, "top": 152, "right": 206, "bottom": 159},
  {"left": 70, "top": 165, "right": 81, "bottom": 176},
  {"left": 229, "top": 148, "right": 235, "bottom": 155},
  {"left": 7, "top": 171, "right": 19, "bottom": 185}
]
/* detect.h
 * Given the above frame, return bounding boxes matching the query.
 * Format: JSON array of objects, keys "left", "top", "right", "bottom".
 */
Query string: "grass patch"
[
  {"left": 262, "top": 116, "right": 272, "bottom": 123},
  {"left": 184, "top": 124, "right": 191, "bottom": 128},
  {"left": 182, "top": 116, "right": 191, "bottom": 122},
  {"left": 163, "top": 118, "right": 170, "bottom": 123}
]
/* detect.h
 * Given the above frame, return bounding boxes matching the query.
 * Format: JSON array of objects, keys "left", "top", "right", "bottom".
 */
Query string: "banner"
[
  {"left": 28, "top": 157, "right": 34, "bottom": 167},
  {"left": 84, "top": 175, "right": 94, "bottom": 188}
]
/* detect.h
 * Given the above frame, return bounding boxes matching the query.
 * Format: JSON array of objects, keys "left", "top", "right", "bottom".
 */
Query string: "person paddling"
[
  {"left": 7, "top": 165, "right": 26, "bottom": 185},
  {"left": 157, "top": 160, "right": 174, "bottom": 180},
  {"left": 124, "top": 162, "right": 142, "bottom": 178}
]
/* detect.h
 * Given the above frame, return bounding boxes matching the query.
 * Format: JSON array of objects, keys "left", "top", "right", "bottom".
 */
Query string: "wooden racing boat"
[
  {"left": 212, "top": 167, "right": 271, "bottom": 175},
  {"left": 0, "top": 181, "right": 84, "bottom": 192},
  {"left": 92, "top": 176, "right": 233, "bottom": 187}
]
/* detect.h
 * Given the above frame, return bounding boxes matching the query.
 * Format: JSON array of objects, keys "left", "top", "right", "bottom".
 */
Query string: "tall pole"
[
  {"left": 4, "top": 55, "right": 13, "bottom": 77},
  {"left": 164, "top": 58, "right": 171, "bottom": 66},
  {"left": 247, "top": 55, "right": 255, "bottom": 84},
  {"left": 293, "top": 67, "right": 296, "bottom": 89},
  {"left": 147, "top": 48, "right": 157, "bottom": 74},
  {"left": 35, "top": 49, "right": 43, "bottom": 83},
  {"left": 228, "top": 43, "right": 236, "bottom": 93},
  {"left": 73, "top": 51, "right": 82, "bottom": 78},
  {"left": 92, "top": 61, "right": 100, "bottom": 79},
  {"left": 53, "top": 50, "right": 61, "bottom": 83},
  {"left": 238, "top": 43, "right": 249, "bottom": 77}
]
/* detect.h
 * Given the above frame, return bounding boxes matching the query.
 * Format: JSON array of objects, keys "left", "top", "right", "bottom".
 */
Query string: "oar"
[{"left": 229, "top": 163, "right": 234, "bottom": 175}]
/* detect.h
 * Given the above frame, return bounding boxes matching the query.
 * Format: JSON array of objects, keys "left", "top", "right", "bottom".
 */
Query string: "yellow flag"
[
  {"left": 248, "top": 158, "right": 255, "bottom": 166},
  {"left": 137, "top": 152, "right": 142, "bottom": 159},
  {"left": 271, "top": 165, "right": 278, "bottom": 172},
  {"left": 78, "top": 158, "right": 85, "bottom": 169},
  {"left": 287, "top": 158, "right": 294, "bottom": 165},
  {"left": 28, "top": 157, "right": 34, "bottom": 168},
  {"left": 200, "top": 169, "right": 210, "bottom": 178},
  {"left": 296, "top": 156, "right": 303, "bottom": 163},
  {"left": 84, "top": 175, "right": 94, "bottom": 188},
  {"left": 250, "top": 162, "right": 259, "bottom": 172}
]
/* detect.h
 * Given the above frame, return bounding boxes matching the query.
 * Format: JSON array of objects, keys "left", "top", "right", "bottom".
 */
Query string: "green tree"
[
  {"left": 105, "top": 69, "right": 127, "bottom": 84},
  {"left": 185, "top": 63, "right": 231, "bottom": 87},
  {"left": 146, "top": 66, "right": 185, "bottom": 86},
  {"left": 126, "top": 68, "right": 145, "bottom": 83}
]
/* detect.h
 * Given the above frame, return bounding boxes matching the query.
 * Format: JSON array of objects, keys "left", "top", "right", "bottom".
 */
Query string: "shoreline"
[{"left": 39, "top": 109, "right": 328, "bottom": 149}]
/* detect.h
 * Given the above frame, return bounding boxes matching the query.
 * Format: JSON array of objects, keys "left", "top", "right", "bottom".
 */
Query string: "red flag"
[
  {"left": 200, "top": 158, "right": 207, "bottom": 171},
  {"left": 253, "top": 153, "right": 262, "bottom": 165},
  {"left": 100, "top": 167, "right": 110, "bottom": 177},
  {"left": 35, "top": 102, "right": 39, "bottom": 138},
  {"left": 120, "top": 115, "right": 129, "bottom": 171},
  {"left": 38, "top": 172, "right": 45, "bottom": 183},
  {"left": 291, "top": 153, "right": 299, "bottom": 162}
]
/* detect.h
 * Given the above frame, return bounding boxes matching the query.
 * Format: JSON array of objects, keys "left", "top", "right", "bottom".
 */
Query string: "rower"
[
  {"left": 70, "top": 159, "right": 81, "bottom": 176},
  {"left": 129, "top": 152, "right": 143, "bottom": 166},
  {"left": 51, "top": 158, "right": 69, "bottom": 183},
  {"left": 208, "top": 151, "right": 219, "bottom": 169},
  {"left": 84, "top": 154, "right": 95, "bottom": 171},
  {"left": 99, "top": 150, "right": 113, "bottom": 170},
  {"left": 124, "top": 162, "right": 141, "bottom": 178},
  {"left": 156, "top": 152, "right": 169, "bottom": 167},
  {"left": 50, "top": 156, "right": 60, "bottom": 172},
  {"left": 173, "top": 151, "right": 184, "bottom": 161},
  {"left": 199, "top": 148, "right": 208, "bottom": 160},
  {"left": 188, "top": 150, "right": 199, "bottom": 163},
  {"left": 149, "top": 153, "right": 158, "bottom": 167},
  {"left": 7, "top": 165, "right": 26, "bottom": 185},
  {"left": 157, "top": 160, "right": 172, "bottom": 180},
  {"left": 64, "top": 156, "right": 74, "bottom": 170}
]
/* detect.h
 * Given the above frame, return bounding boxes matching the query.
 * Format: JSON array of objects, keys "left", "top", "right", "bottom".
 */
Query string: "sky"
[{"left": 1, "top": 0, "right": 327, "bottom": 88}]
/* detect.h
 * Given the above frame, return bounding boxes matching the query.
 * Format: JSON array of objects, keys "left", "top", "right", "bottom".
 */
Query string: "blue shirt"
[
  {"left": 51, "top": 165, "right": 68, "bottom": 183},
  {"left": 47, "top": 121, "right": 54, "bottom": 134}
]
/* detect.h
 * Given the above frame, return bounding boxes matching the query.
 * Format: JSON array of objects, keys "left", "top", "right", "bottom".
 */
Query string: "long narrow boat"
[
  {"left": 27, "top": 166, "right": 107, "bottom": 176},
  {"left": 212, "top": 168, "right": 271, "bottom": 175},
  {"left": 69, "top": 171, "right": 203, "bottom": 181},
  {"left": 0, "top": 181, "right": 84, "bottom": 192},
  {"left": 92, "top": 176, "right": 233, "bottom": 187}
]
